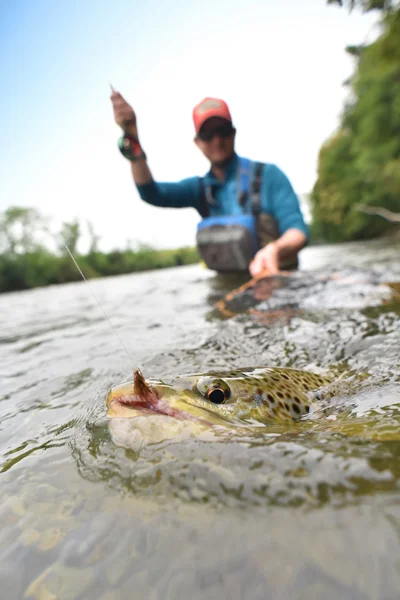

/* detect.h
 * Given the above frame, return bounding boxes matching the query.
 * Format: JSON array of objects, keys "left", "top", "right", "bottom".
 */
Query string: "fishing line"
[{"left": 64, "top": 243, "right": 134, "bottom": 365}]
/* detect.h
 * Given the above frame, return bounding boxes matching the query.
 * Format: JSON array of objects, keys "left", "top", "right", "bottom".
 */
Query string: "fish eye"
[
  {"left": 207, "top": 388, "right": 226, "bottom": 404},
  {"left": 196, "top": 377, "right": 231, "bottom": 404}
]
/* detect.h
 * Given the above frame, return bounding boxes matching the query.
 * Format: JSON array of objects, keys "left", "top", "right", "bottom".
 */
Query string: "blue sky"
[{"left": 0, "top": 0, "right": 378, "bottom": 250}]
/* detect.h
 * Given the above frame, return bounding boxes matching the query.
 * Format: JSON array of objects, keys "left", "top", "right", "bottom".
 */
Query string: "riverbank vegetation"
[
  {"left": 0, "top": 207, "right": 199, "bottom": 293},
  {"left": 311, "top": 3, "right": 400, "bottom": 241}
]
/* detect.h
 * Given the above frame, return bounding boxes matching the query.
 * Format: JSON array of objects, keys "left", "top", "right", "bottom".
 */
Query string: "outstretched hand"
[
  {"left": 110, "top": 87, "right": 138, "bottom": 137},
  {"left": 249, "top": 242, "right": 280, "bottom": 277}
]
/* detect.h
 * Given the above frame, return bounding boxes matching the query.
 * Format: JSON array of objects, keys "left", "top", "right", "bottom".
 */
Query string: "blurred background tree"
[
  {"left": 58, "top": 219, "right": 80, "bottom": 255},
  {"left": 311, "top": 6, "right": 400, "bottom": 241},
  {"left": 0, "top": 207, "right": 199, "bottom": 293},
  {"left": 0, "top": 207, "right": 47, "bottom": 255},
  {"left": 327, "top": 0, "right": 397, "bottom": 12}
]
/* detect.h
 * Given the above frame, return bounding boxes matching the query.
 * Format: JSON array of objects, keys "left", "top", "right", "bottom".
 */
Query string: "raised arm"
[
  {"left": 110, "top": 88, "right": 152, "bottom": 185},
  {"left": 110, "top": 88, "right": 201, "bottom": 211}
]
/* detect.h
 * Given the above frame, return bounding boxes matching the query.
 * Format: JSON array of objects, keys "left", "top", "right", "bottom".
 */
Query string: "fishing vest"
[{"left": 196, "top": 157, "right": 298, "bottom": 272}]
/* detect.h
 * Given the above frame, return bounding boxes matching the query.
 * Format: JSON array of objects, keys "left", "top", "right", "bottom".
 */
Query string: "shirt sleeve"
[
  {"left": 261, "top": 164, "right": 309, "bottom": 240},
  {"left": 136, "top": 176, "right": 203, "bottom": 213}
]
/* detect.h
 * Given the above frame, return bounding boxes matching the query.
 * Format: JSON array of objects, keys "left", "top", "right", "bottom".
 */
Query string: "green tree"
[
  {"left": 0, "top": 206, "right": 200, "bottom": 294},
  {"left": 58, "top": 219, "right": 80, "bottom": 255},
  {"left": 311, "top": 8, "right": 400, "bottom": 241},
  {"left": 87, "top": 220, "right": 100, "bottom": 254},
  {"left": 0, "top": 206, "right": 47, "bottom": 254},
  {"left": 327, "top": 0, "right": 398, "bottom": 12}
]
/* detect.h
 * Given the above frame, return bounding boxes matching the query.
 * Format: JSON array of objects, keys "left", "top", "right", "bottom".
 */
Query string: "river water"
[{"left": 1, "top": 235, "right": 400, "bottom": 599}]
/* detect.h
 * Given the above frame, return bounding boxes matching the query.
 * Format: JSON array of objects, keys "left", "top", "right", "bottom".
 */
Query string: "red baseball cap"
[{"left": 192, "top": 97, "right": 232, "bottom": 134}]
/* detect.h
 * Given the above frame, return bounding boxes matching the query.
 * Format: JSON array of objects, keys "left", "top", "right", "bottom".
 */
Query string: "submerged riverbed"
[{"left": 1, "top": 235, "right": 400, "bottom": 599}]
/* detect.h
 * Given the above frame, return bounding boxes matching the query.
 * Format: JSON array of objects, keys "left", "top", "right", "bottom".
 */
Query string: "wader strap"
[
  {"left": 198, "top": 178, "right": 210, "bottom": 218},
  {"left": 238, "top": 157, "right": 251, "bottom": 207},
  {"left": 250, "top": 162, "right": 263, "bottom": 216},
  {"left": 199, "top": 158, "right": 263, "bottom": 217}
]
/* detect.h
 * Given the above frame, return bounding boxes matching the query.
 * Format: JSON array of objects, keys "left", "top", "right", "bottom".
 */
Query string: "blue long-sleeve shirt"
[{"left": 136, "top": 153, "right": 309, "bottom": 239}]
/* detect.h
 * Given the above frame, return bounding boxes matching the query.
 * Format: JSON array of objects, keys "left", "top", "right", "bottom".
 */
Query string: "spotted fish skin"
[
  {"left": 107, "top": 367, "right": 334, "bottom": 425},
  {"left": 172, "top": 367, "right": 334, "bottom": 422}
]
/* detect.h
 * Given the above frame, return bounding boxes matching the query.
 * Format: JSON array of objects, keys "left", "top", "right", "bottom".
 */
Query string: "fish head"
[
  {"left": 107, "top": 367, "right": 323, "bottom": 426},
  {"left": 106, "top": 369, "right": 237, "bottom": 427}
]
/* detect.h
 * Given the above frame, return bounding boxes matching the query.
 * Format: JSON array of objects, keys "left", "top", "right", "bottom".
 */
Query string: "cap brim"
[{"left": 196, "top": 112, "right": 232, "bottom": 134}]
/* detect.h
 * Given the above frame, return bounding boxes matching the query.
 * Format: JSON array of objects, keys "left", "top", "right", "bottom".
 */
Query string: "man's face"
[{"left": 195, "top": 117, "right": 236, "bottom": 166}]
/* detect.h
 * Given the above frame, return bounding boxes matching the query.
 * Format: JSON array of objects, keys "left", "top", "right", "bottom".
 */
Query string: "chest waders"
[{"left": 196, "top": 158, "right": 298, "bottom": 272}]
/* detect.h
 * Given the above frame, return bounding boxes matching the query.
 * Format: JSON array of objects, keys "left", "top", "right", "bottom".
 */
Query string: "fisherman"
[{"left": 111, "top": 91, "right": 309, "bottom": 276}]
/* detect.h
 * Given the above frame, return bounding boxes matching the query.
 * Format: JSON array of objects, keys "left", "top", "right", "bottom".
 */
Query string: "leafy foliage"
[
  {"left": 0, "top": 207, "right": 199, "bottom": 293},
  {"left": 0, "top": 207, "right": 48, "bottom": 254},
  {"left": 327, "top": 0, "right": 398, "bottom": 13},
  {"left": 311, "top": 8, "right": 400, "bottom": 241},
  {"left": 58, "top": 219, "right": 80, "bottom": 255}
]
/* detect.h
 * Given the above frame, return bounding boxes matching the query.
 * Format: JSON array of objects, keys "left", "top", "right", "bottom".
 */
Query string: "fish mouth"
[
  {"left": 107, "top": 369, "right": 201, "bottom": 421},
  {"left": 108, "top": 391, "right": 182, "bottom": 418}
]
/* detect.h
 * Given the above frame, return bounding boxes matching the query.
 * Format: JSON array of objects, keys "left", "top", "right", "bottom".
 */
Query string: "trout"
[{"left": 107, "top": 367, "right": 334, "bottom": 428}]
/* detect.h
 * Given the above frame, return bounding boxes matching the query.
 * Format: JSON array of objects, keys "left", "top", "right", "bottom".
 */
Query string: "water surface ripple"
[{"left": 1, "top": 236, "right": 400, "bottom": 599}]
